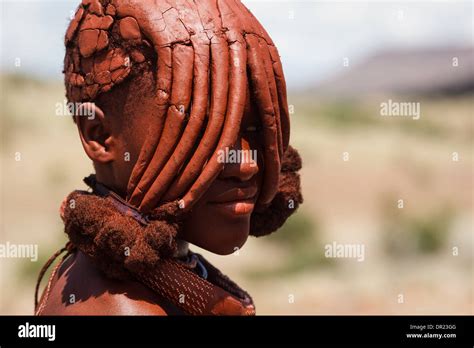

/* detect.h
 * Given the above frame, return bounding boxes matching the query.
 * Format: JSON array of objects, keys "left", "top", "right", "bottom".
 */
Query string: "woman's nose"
[{"left": 218, "top": 136, "right": 259, "bottom": 182}]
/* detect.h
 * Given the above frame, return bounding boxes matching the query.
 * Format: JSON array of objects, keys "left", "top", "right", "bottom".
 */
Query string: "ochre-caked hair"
[{"left": 64, "top": 0, "right": 302, "bottom": 237}]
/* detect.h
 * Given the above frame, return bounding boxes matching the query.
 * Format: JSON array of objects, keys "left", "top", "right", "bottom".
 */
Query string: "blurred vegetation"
[
  {"left": 245, "top": 211, "right": 334, "bottom": 280},
  {"left": 291, "top": 94, "right": 473, "bottom": 141},
  {"left": 294, "top": 98, "right": 376, "bottom": 129},
  {"left": 379, "top": 194, "right": 455, "bottom": 257},
  {"left": 0, "top": 73, "right": 66, "bottom": 149},
  {"left": 19, "top": 240, "right": 67, "bottom": 280}
]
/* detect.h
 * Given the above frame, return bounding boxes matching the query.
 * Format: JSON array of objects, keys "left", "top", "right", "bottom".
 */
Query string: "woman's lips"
[
  {"left": 212, "top": 199, "right": 255, "bottom": 216},
  {"left": 208, "top": 186, "right": 258, "bottom": 216},
  {"left": 209, "top": 186, "right": 258, "bottom": 203}
]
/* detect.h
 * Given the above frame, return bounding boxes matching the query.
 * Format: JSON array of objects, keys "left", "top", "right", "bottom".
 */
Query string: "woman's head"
[{"left": 64, "top": 0, "right": 299, "bottom": 254}]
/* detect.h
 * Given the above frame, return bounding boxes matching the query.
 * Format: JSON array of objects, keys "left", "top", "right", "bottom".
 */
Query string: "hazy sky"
[{"left": 0, "top": 0, "right": 472, "bottom": 89}]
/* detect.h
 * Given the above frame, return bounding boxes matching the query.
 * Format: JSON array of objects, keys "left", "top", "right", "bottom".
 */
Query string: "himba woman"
[{"left": 35, "top": 0, "right": 303, "bottom": 315}]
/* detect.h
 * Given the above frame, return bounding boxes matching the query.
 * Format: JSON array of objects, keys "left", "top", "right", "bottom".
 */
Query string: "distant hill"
[{"left": 309, "top": 46, "right": 474, "bottom": 97}]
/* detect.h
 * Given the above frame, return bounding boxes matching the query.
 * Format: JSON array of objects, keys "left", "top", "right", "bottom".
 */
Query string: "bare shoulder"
[{"left": 37, "top": 251, "right": 180, "bottom": 316}]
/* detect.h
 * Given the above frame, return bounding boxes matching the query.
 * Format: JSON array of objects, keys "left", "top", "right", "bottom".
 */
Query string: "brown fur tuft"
[
  {"left": 63, "top": 146, "right": 302, "bottom": 278},
  {"left": 63, "top": 191, "right": 178, "bottom": 280},
  {"left": 249, "top": 146, "right": 303, "bottom": 237}
]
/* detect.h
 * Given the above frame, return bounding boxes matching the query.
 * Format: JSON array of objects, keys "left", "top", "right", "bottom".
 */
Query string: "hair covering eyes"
[{"left": 64, "top": 0, "right": 302, "bottom": 237}]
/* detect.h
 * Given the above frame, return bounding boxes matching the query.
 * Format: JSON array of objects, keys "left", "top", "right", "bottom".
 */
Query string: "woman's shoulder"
[{"left": 36, "top": 250, "right": 181, "bottom": 315}]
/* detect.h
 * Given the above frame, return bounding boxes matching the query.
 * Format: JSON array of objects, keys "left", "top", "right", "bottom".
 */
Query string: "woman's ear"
[{"left": 75, "top": 102, "right": 115, "bottom": 163}]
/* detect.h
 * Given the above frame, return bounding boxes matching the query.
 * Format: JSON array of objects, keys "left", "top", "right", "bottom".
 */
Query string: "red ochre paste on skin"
[{"left": 53, "top": 0, "right": 304, "bottom": 314}]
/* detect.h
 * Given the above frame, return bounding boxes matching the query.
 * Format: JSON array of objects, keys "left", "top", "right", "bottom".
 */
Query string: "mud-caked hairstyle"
[{"left": 63, "top": 0, "right": 303, "bottom": 240}]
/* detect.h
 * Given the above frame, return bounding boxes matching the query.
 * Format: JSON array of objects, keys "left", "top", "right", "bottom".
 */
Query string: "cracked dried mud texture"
[{"left": 64, "top": 0, "right": 301, "bottom": 231}]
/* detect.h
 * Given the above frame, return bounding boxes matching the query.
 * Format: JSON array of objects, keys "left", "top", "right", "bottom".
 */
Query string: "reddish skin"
[
  {"left": 182, "top": 102, "right": 264, "bottom": 254},
  {"left": 51, "top": 0, "right": 292, "bottom": 315},
  {"left": 38, "top": 251, "right": 180, "bottom": 315},
  {"left": 48, "top": 76, "right": 263, "bottom": 315},
  {"left": 76, "top": 75, "right": 264, "bottom": 255}
]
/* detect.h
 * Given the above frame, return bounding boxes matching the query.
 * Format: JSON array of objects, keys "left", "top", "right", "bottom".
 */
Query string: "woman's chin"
[{"left": 181, "top": 224, "right": 250, "bottom": 255}]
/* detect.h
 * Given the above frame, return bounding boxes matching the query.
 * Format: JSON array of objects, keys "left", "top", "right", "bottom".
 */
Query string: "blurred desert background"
[{"left": 1, "top": 0, "right": 473, "bottom": 315}]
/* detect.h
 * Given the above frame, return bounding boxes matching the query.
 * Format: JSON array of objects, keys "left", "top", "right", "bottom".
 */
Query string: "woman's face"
[
  {"left": 180, "top": 98, "right": 264, "bottom": 254},
  {"left": 104, "top": 76, "right": 264, "bottom": 255}
]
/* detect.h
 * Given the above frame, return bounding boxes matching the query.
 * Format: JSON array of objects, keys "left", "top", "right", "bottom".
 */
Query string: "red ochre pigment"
[{"left": 36, "top": 0, "right": 303, "bottom": 316}]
